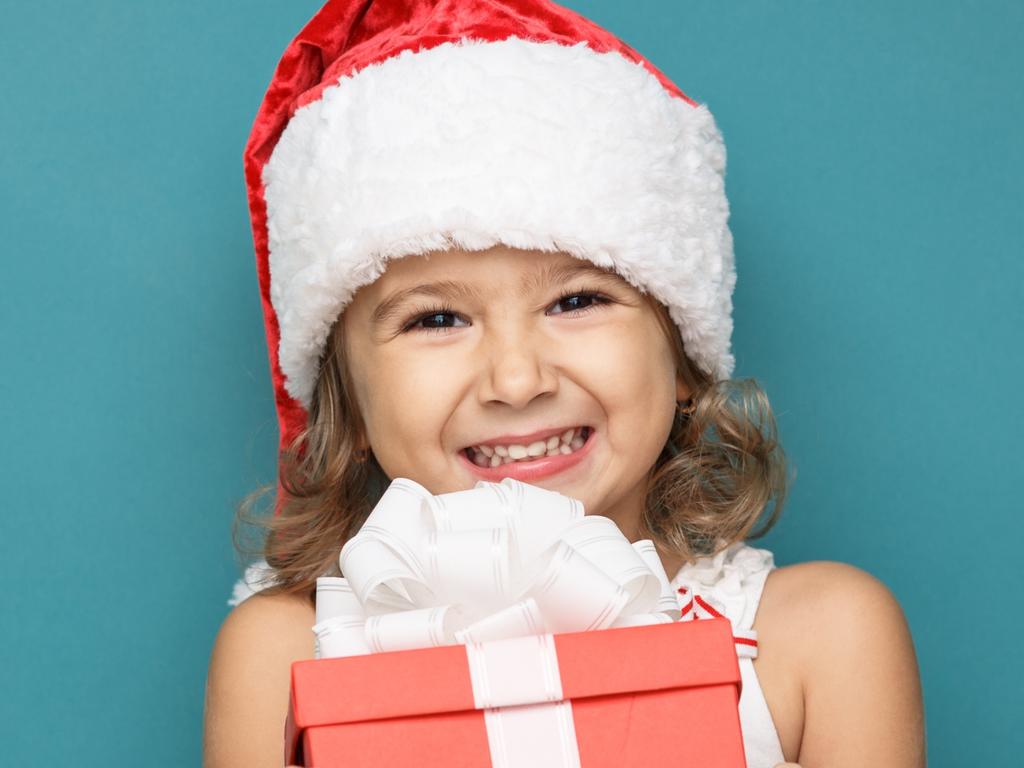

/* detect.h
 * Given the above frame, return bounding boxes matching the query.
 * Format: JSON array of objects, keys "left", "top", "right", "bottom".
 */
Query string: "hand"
[{"left": 775, "top": 764, "right": 802, "bottom": 767}]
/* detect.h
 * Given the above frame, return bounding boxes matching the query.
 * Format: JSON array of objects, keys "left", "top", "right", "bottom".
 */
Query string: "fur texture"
[{"left": 263, "top": 37, "right": 736, "bottom": 407}]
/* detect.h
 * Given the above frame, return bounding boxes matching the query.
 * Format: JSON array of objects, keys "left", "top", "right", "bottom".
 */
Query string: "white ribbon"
[
  {"left": 316, "top": 477, "right": 680, "bottom": 656},
  {"left": 313, "top": 477, "right": 681, "bottom": 767}
]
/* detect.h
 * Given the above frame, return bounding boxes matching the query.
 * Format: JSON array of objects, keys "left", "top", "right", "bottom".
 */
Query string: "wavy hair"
[{"left": 234, "top": 297, "right": 790, "bottom": 602}]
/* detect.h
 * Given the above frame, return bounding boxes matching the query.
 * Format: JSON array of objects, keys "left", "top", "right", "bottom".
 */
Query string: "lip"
[
  {"left": 464, "top": 424, "right": 588, "bottom": 451},
  {"left": 458, "top": 427, "right": 597, "bottom": 482}
]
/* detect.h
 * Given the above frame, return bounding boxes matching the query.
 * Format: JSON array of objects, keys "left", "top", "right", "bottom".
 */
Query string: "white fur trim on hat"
[{"left": 263, "top": 37, "right": 736, "bottom": 407}]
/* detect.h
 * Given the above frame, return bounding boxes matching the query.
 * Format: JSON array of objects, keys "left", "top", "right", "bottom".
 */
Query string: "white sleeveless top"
[
  {"left": 670, "top": 541, "right": 785, "bottom": 767},
  {"left": 229, "top": 541, "right": 785, "bottom": 766}
]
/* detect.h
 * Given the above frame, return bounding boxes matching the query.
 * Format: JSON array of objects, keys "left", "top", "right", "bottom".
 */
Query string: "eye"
[
  {"left": 547, "top": 291, "right": 611, "bottom": 316},
  {"left": 402, "top": 303, "right": 468, "bottom": 334}
]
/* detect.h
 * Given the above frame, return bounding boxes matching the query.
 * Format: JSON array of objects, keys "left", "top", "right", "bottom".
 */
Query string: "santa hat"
[{"left": 244, "top": 0, "right": 737, "bottom": 462}]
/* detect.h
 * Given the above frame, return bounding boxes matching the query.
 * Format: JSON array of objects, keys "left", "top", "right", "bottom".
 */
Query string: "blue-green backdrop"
[{"left": 2, "top": 1, "right": 1020, "bottom": 764}]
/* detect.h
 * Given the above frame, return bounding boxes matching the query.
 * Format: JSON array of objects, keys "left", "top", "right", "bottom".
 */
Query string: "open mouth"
[{"left": 464, "top": 426, "right": 592, "bottom": 469}]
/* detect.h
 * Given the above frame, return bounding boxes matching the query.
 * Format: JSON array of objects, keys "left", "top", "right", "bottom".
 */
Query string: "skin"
[{"left": 203, "top": 247, "right": 926, "bottom": 767}]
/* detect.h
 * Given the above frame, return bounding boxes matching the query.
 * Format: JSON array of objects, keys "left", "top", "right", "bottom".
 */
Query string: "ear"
[
  {"left": 675, "top": 374, "right": 692, "bottom": 403},
  {"left": 355, "top": 428, "right": 371, "bottom": 454}
]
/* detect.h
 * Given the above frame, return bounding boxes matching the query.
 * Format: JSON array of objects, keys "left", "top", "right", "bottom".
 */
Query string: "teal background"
[{"left": 1, "top": 0, "right": 1020, "bottom": 763}]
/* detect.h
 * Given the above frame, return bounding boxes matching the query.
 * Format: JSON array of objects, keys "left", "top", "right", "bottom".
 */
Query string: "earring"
[
  {"left": 354, "top": 445, "right": 370, "bottom": 463},
  {"left": 676, "top": 398, "right": 696, "bottom": 417}
]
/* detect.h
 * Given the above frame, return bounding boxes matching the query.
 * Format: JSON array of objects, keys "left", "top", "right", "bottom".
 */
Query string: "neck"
[{"left": 658, "top": 550, "right": 687, "bottom": 581}]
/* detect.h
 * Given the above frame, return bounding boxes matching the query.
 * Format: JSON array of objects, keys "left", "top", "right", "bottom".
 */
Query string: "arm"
[
  {"left": 203, "top": 592, "right": 317, "bottom": 768},
  {"left": 780, "top": 561, "right": 926, "bottom": 767}
]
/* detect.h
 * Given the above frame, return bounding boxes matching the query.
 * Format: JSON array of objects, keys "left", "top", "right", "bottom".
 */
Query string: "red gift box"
[{"left": 285, "top": 617, "right": 747, "bottom": 767}]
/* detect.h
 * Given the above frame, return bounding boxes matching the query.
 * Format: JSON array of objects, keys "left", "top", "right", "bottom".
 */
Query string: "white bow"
[{"left": 314, "top": 477, "right": 681, "bottom": 658}]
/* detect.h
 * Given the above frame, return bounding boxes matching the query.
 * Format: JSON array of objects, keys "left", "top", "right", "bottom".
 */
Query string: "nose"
[{"left": 477, "top": 322, "right": 559, "bottom": 409}]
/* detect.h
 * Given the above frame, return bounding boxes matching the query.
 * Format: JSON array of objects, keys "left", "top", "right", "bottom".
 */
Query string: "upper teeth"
[{"left": 468, "top": 427, "right": 588, "bottom": 468}]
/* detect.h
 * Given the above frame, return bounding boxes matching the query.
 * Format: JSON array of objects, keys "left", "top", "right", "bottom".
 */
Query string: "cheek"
[
  {"left": 575, "top": 321, "right": 676, "bottom": 406},
  {"left": 574, "top": 322, "right": 677, "bottom": 451},
  {"left": 359, "top": 350, "right": 463, "bottom": 458}
]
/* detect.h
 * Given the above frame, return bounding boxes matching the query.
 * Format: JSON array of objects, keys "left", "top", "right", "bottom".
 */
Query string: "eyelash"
[{"left": 401, "top": 290, "right": 613, "bottom": 334}]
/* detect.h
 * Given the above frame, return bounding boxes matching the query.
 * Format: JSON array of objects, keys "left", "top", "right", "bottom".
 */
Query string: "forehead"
[{"left": 368, "top": 246, "right": 631, "bottom": 296}]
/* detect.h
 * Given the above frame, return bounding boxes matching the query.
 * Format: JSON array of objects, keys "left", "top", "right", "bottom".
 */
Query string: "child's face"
[{"left": 341, "top": 246, "right": 689, "bottom": 539}]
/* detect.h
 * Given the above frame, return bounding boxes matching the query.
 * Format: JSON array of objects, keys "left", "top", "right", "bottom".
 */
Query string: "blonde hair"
[{"left": 234, "top": 297, "right": 790, "bottom": 602}]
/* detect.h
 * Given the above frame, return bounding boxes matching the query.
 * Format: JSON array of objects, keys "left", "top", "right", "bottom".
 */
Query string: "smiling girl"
[{"left": 202, "top": 2, "right": 925, "bottom": 767}]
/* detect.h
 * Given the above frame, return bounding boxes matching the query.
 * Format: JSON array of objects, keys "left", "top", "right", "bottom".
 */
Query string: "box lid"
[{"left": 288, "top": 618, "right": 740, "bottom": 733}]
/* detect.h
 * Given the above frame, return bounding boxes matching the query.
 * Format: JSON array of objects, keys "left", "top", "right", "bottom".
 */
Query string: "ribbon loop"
[
  {"left": 427, "top": 528, "right": 512, "bottom": 614},
  {"left": 365, "top": 605, "right": 460, "bottom": 653},
  {"left": 556, "top": 517, "right": 661, "bottom": 613}
]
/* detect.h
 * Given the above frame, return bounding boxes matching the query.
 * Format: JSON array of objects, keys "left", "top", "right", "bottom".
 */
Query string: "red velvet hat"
[{"left": 244, "top": 0, "right": 736, "bottom": 479}]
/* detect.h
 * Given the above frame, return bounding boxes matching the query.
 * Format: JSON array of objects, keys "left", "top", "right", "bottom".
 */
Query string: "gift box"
[{"left": 285, "top": 617, "right": 747, "bottom": 767}]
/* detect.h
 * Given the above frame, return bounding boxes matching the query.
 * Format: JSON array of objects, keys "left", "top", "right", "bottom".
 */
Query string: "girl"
[{"left": 203, "top": 1, "right": 925, "bottom": 766}]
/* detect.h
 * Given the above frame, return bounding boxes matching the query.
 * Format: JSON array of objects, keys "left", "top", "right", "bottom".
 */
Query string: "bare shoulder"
[
  {"left": 758, "top": 560, "right": 919, "bottom": 680},
  {"left": 758, "top": 560, "right": 926, "bottom": 767},
  {"left": 760, "top": 559, "right": 907, "bottom": 627},
  {"left": 203, "top": 591, "right": 317, "bottom": 768},
  {"left": 213, "top": 589, "right": 316, "bottom": 651}
]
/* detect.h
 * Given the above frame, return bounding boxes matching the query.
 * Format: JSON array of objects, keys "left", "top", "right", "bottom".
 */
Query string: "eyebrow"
[{"left": 370, "top": 260, "right": 629, "bottom": 326}]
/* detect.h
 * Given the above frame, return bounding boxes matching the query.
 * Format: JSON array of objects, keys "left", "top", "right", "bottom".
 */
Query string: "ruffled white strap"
[
  {"left": 670, "top": 541, "right": 775, "bottom": 658},
  {"left": 227, "top": 559, "right": 274, "bottom": 607}
]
